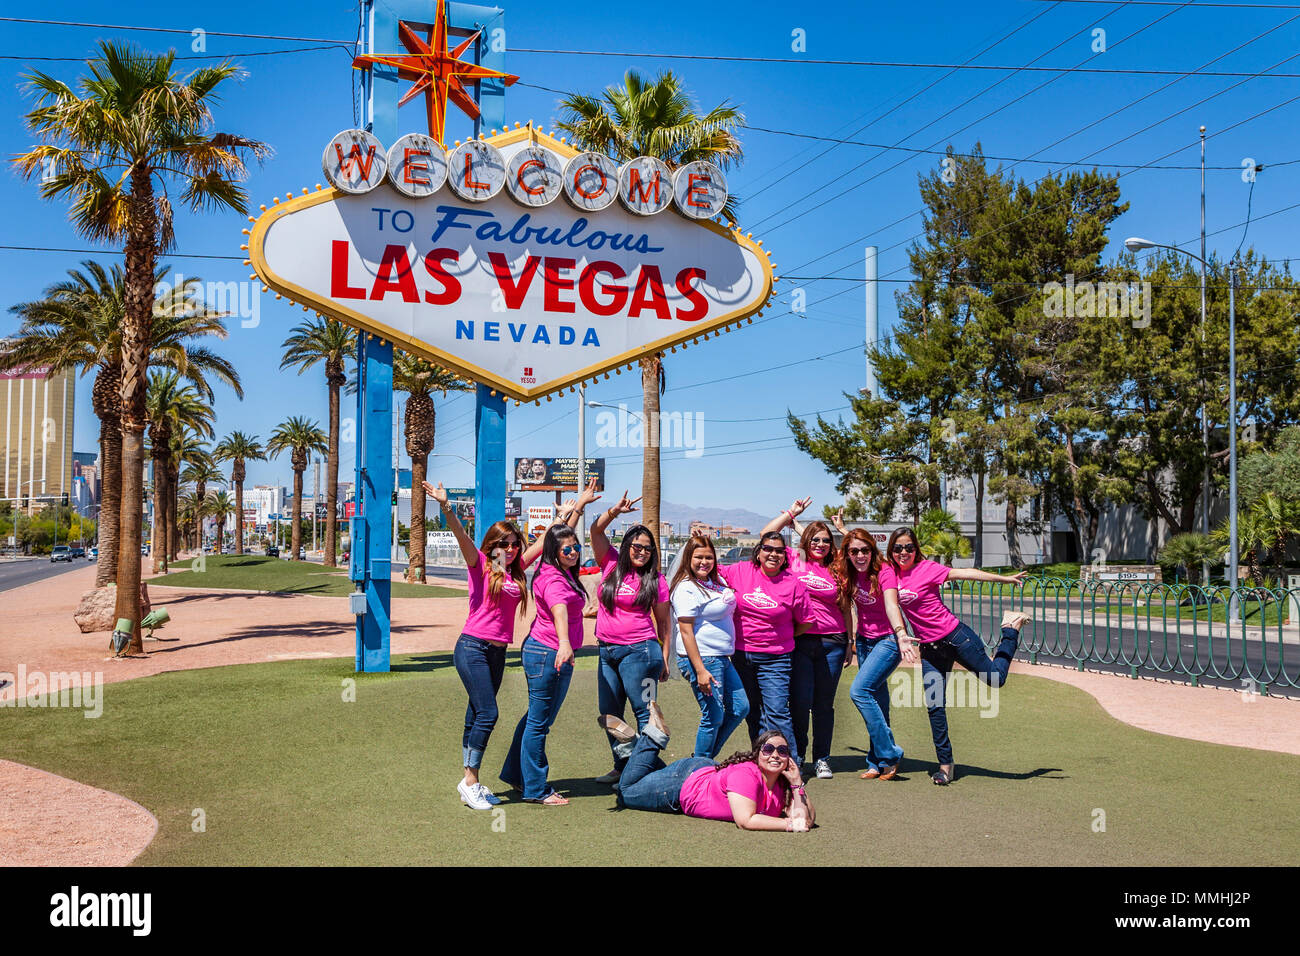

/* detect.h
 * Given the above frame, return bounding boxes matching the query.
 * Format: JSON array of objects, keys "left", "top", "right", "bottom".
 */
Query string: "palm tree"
[
  {"left": 4, "top": 261, "right": 242, "bottom": 588},
  {"left": 267, "top": 417, "right": 328, "bottom": 562},
  {"left": 213, "top": 431, "right": 265, "bottom": 557},
  {"left": 14, "top": 41, "right": 267, "bottom": 652},
  {"left": 557, "top": 71, "right": 743, "bottom": 542},
  {"left": 177, "top": 490, "right": 205, "bottom": 552},
  {"left": 280, "top": 319, "right": 355, "bottom": 567},
  {"left": 393, "top": 352, "right": 471, "bottom": 582},
  {"left": 207, "top": 491, "right": 235, "bottom": 554},
  {"left": 146, "top": 372, "right": 213, "bottom": 572},
  {"left": 180, "top": 453, "right": 224, "bottom": 550}
]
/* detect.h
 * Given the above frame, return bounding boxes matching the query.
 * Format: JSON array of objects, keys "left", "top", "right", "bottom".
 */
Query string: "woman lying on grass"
[{"left": 602, "top": 702, "right": 815, "bottom": 831}]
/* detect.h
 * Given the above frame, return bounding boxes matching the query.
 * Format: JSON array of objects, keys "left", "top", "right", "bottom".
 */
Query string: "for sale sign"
[{"left": 248, "top": 127, "right": 774, "bottom": 402}]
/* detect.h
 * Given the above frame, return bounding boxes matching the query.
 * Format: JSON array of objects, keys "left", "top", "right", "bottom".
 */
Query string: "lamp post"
[
  {"left": 577, "top": 383, "right": 587, "bottom": 547},
  {"left": 1124, "top": 236, "right": 1239, "bottom": 593}
]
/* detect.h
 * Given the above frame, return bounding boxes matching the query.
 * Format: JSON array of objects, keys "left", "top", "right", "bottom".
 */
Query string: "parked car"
[
  {"left": 90, "top": 547, "right": 99, "bottom": 561},
  {"left": 298, "top": 546, "right": 306, "bottom": 560},
  {"left": 579, "top": 557, "right": 600, "bottom": 576},
  {"left": 265, "top": 545, "right": 279, "bottom": 558},
  {"left": 722, "top": 547, "right": 742, "bottom": 563},
  {"left": 50, "top": 545, "right": 72, "bottom": 563},
  {"left": 69, "top": 547, "right": 85, "bottom": 559}
]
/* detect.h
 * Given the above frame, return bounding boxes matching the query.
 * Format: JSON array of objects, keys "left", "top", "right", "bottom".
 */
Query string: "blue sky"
[{"left": 3, "top": 0, "right": 1298, "bottom": 518}]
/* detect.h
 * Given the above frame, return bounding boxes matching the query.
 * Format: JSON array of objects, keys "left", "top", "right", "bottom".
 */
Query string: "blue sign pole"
[{"left": 352, "top": 0, "right": 507, "bottom": 671}]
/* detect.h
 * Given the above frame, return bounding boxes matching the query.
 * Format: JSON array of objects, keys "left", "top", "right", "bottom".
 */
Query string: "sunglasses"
[
  {"left": 560, "top": 544, "right": 582, "bottom": 555},
  {"left": 810, "top": 537, "right": 833, "bottom": 546},
  {"left": 760, "top": 743, "right": 790, "bottom": 757},
  {"left": 848, "top": 546, "right": 872, "bottom": 556},
  {"left": 628, "top": 543, "right": 653, "bottom": 555},
  {"left": 892, "top": 544, "right": 916, "bottom": 554},
  {"left": 758, "top": 545, "right": 784, "bottom": 555}
]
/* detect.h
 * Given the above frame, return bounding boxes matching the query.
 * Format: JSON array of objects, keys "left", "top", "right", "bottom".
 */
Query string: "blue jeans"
[
  {"left": 790, "top": 634, "right": 848, "bottom": 765},
  {"left": 615, "top": 731, "right": 715, "bottom": 813},
  {"left": 500, "top": 636, "right": 574, "bottom": 800},
  {"left": 597, "top": 639, "right": 663, "bottom": 770},
  {"left": 849, "top": 635, "right": 904, "bottom": 771},
  {"left": 731, "top": 649, "right": 795, "bottom": 750},
  {"left": 920, "top": 623, "right": 1020, "bottom": 765},
  {"left": 677, "top": 654, "right": 750, "bottom": 759},
  {"left": 453, "top": 634, "right": 507, "bottom": 768}
]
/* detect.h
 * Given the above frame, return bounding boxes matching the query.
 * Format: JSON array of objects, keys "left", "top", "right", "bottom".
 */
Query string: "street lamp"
[{"left": 1123, "top": 237, "right": 1239, "bottom": 594}]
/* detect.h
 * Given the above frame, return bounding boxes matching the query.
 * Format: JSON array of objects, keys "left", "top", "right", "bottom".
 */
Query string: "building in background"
[
  {"left": 0, "top": 341, "right": 74, "bottom": 510},
  {"left": 245, "top": 485, "right": 286, "bottom": 525}
]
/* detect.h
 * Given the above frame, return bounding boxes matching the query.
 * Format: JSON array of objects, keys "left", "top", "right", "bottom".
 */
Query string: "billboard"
[
  {"left": 514, "top": 457, "right": 604, "bottom": 492},
  {"left": 247, "top": 127, "right": 774, "bottom": 401}
]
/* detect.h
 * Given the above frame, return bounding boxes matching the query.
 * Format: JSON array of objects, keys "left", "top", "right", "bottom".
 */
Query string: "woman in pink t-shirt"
[
  {"left": 719, "top": 530, "right": 814, "bottom": 754},
  {"left": 885, "top": 527, "right": 1031, "bottom": 786},
  {"left": 760, "top": 497, "right": 853, "bottom": 779},
  {"left": 427, "top": 478, "right": 598, "bottom": 810},
  {"left": 604, "top": 702, "right": 814, "bottom": 831},
  {"left": 588, "top": 490, "right": 672, "bottom": 783}
]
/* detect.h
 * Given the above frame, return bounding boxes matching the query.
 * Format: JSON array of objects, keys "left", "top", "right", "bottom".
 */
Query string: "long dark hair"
[
  {"left": 668, "top": 534, "right": 724, "bottom": 596},
  {"left": 798, "top": 522, "right": 836, "bottom": 568},
  {"left": 599, "top": 523, "right": 661, "bottom": 613},
  {"left": 532, "top": 524, "right": 585, "bottom": 598},
  {"left": 480, "top": 520, "right": 529, "bottom": 616},
  {"left": 716, "top": 730, "right": 793, "bottom": 806},
  {"left": 835, "top": 528, "right": 881, "bottom": 616},
  {"left": 886, "top": 527, "right": 924, "bottom": 574},
  {"left": 750, "top": 531, "right": 789, "bottom": 573}
]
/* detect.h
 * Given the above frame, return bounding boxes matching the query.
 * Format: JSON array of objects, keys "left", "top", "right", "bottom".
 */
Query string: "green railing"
[{"left": 946, "top": 577, "right": 1299, "bottom": 694}]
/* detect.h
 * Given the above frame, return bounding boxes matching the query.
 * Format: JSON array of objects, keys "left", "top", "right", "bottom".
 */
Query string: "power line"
[
  {"left": 508, "top": 47, "right": 1300, "bottom": 78},
  {"left": 0, "top": 17, "right": 356, "bottom": 44},
  {"left": 0, "top": 45, "right": 349, "bottom": 61}
]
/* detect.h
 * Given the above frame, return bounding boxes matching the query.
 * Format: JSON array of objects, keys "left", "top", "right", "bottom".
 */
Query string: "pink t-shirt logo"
[
  {"left": 742, "top": 585, "right": 780, "bottom": 610},
  {"left": 501, "top": 578, "right": 521, "bottom": 597},
  {"left": 616, "top": 578, "right": 639, "bottom": 598},
  {"left": 855, "top": 588, "right": 876, "bottom": 607},
  {"left": 800, "top": 571, "right": 836, "bottom": 593},
  {"left": 897, "top": 588, "right": 919, "bottom": 605}
]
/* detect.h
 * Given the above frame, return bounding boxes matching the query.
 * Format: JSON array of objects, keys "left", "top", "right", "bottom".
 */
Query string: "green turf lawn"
[
  {"left": 2, "top": 652, "right": 1296, "bottom": 866},
  {"left": 155, "top": 555, "right": 463, "bottom": 598}
]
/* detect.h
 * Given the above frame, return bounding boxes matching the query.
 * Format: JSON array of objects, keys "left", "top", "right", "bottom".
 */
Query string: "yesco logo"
[
  {"left": 800, "top": 571, "right": 836, "bottom": 592},
  {"left": 49, "top": 886, "right": 151, "bottom": 936},
  {"left": 742, "top": 586, "right": 779, "bottom": 610}
]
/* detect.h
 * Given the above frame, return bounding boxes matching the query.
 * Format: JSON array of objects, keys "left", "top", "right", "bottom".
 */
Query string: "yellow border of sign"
[{"left": 245, "top": 126, "right": 776, "bottom": 403}]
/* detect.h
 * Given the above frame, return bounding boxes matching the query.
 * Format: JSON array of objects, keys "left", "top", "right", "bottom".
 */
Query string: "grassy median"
[
  {"left": 2, "top": 653, "right": 1296, "bottom": 866},
  {"left": 154, "top": 555, "right": 463, "bottom": 599}
]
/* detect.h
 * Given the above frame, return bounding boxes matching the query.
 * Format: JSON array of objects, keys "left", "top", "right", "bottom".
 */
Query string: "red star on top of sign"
[{"left": 352, "top": 0, "right": 518, "bottom": 146}]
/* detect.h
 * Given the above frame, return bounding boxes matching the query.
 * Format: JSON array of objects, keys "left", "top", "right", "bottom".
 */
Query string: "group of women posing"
[{"left": 429, "top": 477, "right": 1030, "bottom": 830}]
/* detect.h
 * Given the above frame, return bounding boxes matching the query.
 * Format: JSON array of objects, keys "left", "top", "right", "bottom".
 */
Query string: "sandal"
[
  {"left": 860, "top": 767, "right": 881, "bottom": 780},
  {"left": 878, "top": 763, "right": 900, "bottom": 781},
  {"left": 524, "top": 789, "right": 569, "bottom": 806},
  {"left": 930, "top": 769, "right": 951, "bottom": 786}
]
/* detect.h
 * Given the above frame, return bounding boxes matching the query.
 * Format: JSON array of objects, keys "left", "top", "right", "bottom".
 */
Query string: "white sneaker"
[
  {"left": 458, "top": 778, "right": 493, "bottom": 810},
  {"left": 476, "top": 783, "right": 501, "bottom": 806},
  {"left": 814, "top": 759, "right": 833, "bottom": 779}
]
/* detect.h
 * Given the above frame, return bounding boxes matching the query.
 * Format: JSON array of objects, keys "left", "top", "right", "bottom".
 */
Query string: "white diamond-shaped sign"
[{"left": 249, "top": 128, "right": 774, "bottom": 401}]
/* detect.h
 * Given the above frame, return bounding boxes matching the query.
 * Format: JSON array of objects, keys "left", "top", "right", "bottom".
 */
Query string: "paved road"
[{"left": 0, "top": 557, "right": 96, "bottom": 594}]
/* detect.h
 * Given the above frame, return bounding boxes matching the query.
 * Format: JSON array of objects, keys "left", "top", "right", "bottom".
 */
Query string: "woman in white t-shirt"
[{"left": 670, "top": 535, "right": 750, "bottom": 759}]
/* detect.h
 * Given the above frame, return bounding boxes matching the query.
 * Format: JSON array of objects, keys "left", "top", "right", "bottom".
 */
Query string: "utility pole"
[
  {"left": 577, "top": 383, "right": 587, "bottom": 546},
  {"left": 1199, "top": 125, "right": 1211, "bottom": 585},
  {"left": 312, "top": 457, "right": 320, "bottom": 553}
]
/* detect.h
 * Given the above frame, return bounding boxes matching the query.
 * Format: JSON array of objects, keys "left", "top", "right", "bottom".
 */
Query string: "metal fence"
[{"left": 947, "top": 577, "right": 1300, "bottom": 694}]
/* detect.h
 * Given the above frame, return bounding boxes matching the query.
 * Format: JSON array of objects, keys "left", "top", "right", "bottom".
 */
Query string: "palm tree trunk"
[
  {"left": 291, "top": 469, "right": 304, "bottom": 559},
  {"left": 234, "top": 479, "right": 245, "bottom": 556},
  {"left": 151, "top": 450, "right": 168, "bottom": 573},
  {"left": 113, "top": 172, "right": 156, "bottom": 656},
  {"left": 95, "top": 414, "right": 122, "bottom": 588},
  {"left": 325, "top": 380, "right": 340, "bottom": 567},
  {"left": 409, "top": 453, "right": 428, "bottom": 583},
  {"left": 641, "top": 355, "right": 662, "bottom": 546},
  {"left": 167, "top": 464, "right": 179, "bottom": 561},
  {"left": 114, "top": 425, "right": 146, "bottom": 654}
]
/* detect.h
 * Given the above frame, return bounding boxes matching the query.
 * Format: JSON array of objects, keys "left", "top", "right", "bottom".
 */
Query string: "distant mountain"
[{"left": 658, "top": 499, "right": 770, "bottom": 534}]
